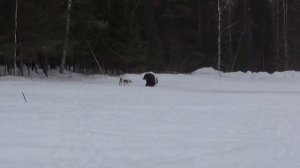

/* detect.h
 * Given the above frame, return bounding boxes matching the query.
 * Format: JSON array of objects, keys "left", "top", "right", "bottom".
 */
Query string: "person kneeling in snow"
[{"left": 143, "top": 73, "right": 158, "bottom": 87}]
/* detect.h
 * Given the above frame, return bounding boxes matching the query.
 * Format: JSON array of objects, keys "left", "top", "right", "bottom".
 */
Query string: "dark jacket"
[{"left": 143, "top": 73, "right": 157, "bottom": 87}]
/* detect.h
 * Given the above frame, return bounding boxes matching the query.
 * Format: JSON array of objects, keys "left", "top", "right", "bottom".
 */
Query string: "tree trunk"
[
  {"left": 19, "top": 43, "right": 23, "bottom": 76},
  {"left": 124, "top": 0, "right": 128, "bottom": 15},
  {"left": 276, "top": 0, "right": 280, "bottom": 63},
  {"left": 59, "top": 0, "right": 72, "bottom": 74},
  {"left": 228, "top": 0, "right": 233, "bottom": 67},
  {"left": 283, "top": 0, "right": 288, "bottom": 70},
  {"left": 198, "top": 2, "right": 204, "bottom": 54},
  {"left": 14, "top": 0, "right": 18, "bottom": 76},
  {"left": 218, "top": 0, "right": 222, "bottom": 75},
  {"left": 108, "top": 0, "right": 111, "bottom": 10}
]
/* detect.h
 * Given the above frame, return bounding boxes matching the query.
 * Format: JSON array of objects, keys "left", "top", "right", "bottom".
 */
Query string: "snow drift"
[{"left": 0, "top": 68, "right": 300, "bottom": 168}]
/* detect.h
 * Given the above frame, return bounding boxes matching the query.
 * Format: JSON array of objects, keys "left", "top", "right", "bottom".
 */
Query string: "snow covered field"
[{"left": 1, "top": 68, "right": 300, "bottom": 168}]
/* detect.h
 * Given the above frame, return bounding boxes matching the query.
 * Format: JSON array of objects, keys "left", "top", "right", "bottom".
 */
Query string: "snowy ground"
[{"left": 1, "top": 68, "right": 300, "bottom": 168}]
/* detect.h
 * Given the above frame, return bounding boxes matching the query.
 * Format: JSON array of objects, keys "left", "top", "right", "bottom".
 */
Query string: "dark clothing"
[{"left": 143, "top": 73, "right": 157, "bottom": 87}]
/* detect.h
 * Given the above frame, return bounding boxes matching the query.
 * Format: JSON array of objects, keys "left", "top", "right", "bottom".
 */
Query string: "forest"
[{"left": 0, "top": 0, "right": 299, "bottom": 76}]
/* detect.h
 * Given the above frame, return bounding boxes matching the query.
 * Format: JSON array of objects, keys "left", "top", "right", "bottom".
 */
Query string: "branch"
[
  {"left": 87, "top": 42, "right": 106, "bottom": 77},
  {"left": 220, "top": 0, "right": 229, "bottom": 14},
  {"left": 22, "top": 92, "right": 27, "bottom": 103},
  {"left": 231, "top": 27, "right": 246, "bottom": 71},
  {"left": 132, "top": 0, "right": 141, "bottom": 19},
  {"left": 221, "top": 22, "right": 238, "bottom": 33}
]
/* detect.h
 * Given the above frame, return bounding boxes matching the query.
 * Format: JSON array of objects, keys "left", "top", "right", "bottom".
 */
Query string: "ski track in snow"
[{"left": 1, "top": 69, "right": 300, "bottom": 168}]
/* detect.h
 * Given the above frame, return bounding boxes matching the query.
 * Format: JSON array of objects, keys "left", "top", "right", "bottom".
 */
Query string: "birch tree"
[
  {"left": 59, "top": 0, "right": 72, "bottom": 74},
  {"left": 217, "top": 0, "right": 228, "bottom": 75}
]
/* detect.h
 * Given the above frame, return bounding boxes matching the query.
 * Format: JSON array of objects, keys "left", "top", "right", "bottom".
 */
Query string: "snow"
[{"left": 1, "top": 68, "right": 300, "bottom": 168}]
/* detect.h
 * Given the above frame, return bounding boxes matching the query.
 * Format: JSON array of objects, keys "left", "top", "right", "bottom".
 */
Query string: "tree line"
[{"left": 0, "top": 0, "right": 299, "bottom": 76}]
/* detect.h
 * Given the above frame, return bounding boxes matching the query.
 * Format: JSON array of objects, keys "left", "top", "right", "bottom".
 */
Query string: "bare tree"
[
  {"left": 59, "top": 0, "right": 72, "bottom": 74},
  {"left": 217, "top": 0, "right": 228, "bottom": 75}
]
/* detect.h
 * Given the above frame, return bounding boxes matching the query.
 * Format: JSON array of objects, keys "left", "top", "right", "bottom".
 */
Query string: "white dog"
[{"left": 119, "top": 78, "right": 132, "bottom": 86}]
